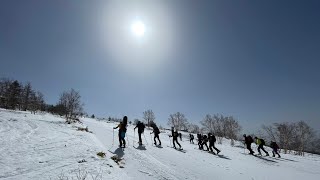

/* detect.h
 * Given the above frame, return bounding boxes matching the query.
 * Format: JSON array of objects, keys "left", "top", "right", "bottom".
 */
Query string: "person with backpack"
[
  {"left": 208, "top": 133, "right": 220, "bottom": 154},
  {"left": 113, "top": 116, "right": 128, "bottom": 148},
  {"left": 197, "top": 133, "right": 203, "bottom": 149},
  {"left": 255, "top": 137, "right": 269, "bottom": 156},
  {"left": 201, "top": 134, "right": 209, "bottom": 151},
  {"left": 189, "top": 134, "right": 194, "bottom": 144},
  {"left": 134, "top": 121, "right": 145, "bottom": 145},
  {"left": 169, "top": 127, "right": 182, "bottom": 149},
  {"left": 270, "top": 141, "right": 281, "bottom": 158},
  {"left": 243, "top": 134, "right": 255, "bottom": 155},
  {"left": 150, "top": 123, "right": 161, "bottom": 146}
]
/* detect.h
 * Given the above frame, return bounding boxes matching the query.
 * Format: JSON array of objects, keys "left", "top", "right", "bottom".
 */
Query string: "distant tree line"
[
  {"left": 0, "top": 77, "right": 84, "bottom": 123},
  {"left": 0, "top": 78, "right": 45, "bottom": 113},
  {"left": 262, "top": 121, "right": 319, "bottom": 155}
]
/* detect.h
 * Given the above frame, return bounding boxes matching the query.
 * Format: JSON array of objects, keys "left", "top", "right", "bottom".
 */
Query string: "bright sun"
[{"left": 131, "top": 21, "right": 145, "bottom": 37}]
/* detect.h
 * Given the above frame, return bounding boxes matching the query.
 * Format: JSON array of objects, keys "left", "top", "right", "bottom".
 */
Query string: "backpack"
[
  {"left": 154, "top": 127, "right": 160, "bottom": 134},
  {"left": 173, "top": 131, "right": 179, "bottom": 138},
  {"left": 248, "top": 136, "right": 254, "bottom": 143},
  {"left": 203, "top": 135, "right": 208, "bottom": 142},
  {"left": 212, "top": 135, "right": 216, "bottom": 142},
  {"left": 119, "top": 123, "right": 127, "bottom": 132},
  {"left": 141, "top": 123, "right": 145, "bottom": 133},
  {"left": 260, "top": 139, "right": 265, "bottom": 145}
]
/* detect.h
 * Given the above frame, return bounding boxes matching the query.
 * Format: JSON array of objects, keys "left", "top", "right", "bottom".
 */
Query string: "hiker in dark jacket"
[
  {"left": 255, "top": 137, "right": 269, "bottom": 156},
  {"left": 170, "top": 127, "right": 182, "bottom": 149},
  {"left": 201, "top": 134, "right": 209, "bottom": 151},
  {"left": 189, "top": 134, "right": 194, "bottom": 144},
  {"left": 208, "top": 133, "right": 220, "bottom": 154},
  {"left": 197, "top": 133, "right": 203, "bottom": 149},
  {"left": 150, "top": 123, "right": 161, "bottom": 146},
  {"left": 243, "top": 134, "right": 255, "bottom": 154},
  {"left": 134, "top": 121, "right": 145, "bottom": 145},
  {"left": 113, "top": 116, "right": 128, "bottom": 148},
  {"left": 270, "top": 141, "right": 281, "bottom": 158}
]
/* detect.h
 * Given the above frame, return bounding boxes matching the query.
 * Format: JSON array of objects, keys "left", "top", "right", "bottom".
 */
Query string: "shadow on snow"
[{"left": 134, "top": 145, "right": 147, "bottom": 150}]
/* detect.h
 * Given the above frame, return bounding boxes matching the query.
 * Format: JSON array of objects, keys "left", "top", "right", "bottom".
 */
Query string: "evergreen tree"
[{"left": 7, "top": 80, "right": 22, "bottom": 109}]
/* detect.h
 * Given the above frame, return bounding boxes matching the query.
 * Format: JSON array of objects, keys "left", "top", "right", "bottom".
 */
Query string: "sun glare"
[{"left": 131, "top": 21, "right": 145, "bottom": 37}]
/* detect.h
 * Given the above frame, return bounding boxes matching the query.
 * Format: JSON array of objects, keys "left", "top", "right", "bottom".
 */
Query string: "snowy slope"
[
  {"left": 82, "top": 118, "right": 320, "bottom": 180},
  {"left": 0, "top": 109, "right": 127, "bottom": 180},
  {"left": 1, "top": 109, "right": 319, "bottom": 180}
]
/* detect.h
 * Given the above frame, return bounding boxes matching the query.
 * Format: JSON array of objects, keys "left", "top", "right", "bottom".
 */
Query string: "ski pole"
[
  {"left": 127, "top": 134, "right": 129, "bottom": 146},
  {"left": 133, "top": 130, "right": 136, "bottom": 146},
  {"left": 112, "top": 128, "right": 114, "bottom": 145},
  {"left": 243, "top": 142, "right": 245, "bottom": 153},
  {"left": 108, "top": 128, "right": 115, "bottom": 151}
]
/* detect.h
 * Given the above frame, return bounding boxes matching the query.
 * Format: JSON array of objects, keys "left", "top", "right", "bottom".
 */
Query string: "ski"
[{"left": 167, "top": 146, "right": 186, "bottom": 153}]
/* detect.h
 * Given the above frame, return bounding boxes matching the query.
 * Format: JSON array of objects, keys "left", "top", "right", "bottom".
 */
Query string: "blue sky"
[{"left": 1, "top": 0, "right": 319, "bottom": 133}]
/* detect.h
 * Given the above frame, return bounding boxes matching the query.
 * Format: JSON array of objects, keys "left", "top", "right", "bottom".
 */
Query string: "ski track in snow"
[{"left": 1, "top": 109, "right": 320, "bottom": 180}]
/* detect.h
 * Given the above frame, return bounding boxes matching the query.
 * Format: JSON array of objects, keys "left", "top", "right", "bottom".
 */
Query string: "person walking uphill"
[
  {"left": 197, "top": 133, "right": 203, "bottom": 150},
  {"left": 150, "top": 123, "right": 161, "bottom": 146},
  {"left": 255, "top": 137, "right": 269, "bottom": 156},
  {"left": 189, "top": 134, "right": 194, "bottom": 144},
  {"left": 270, "top": 141, "right": 281, "bottom": 157},
  {"left": 201, "top": 134, "right": 209, "bottom": 151},
  {"left": 169, "top": 127, "right": 182, "bottom": 149},
  {"left": 113, "top": 116, "right": 128, "bottom": 148},
  {"left": 134, "top": 121, "right": 145, "bottom": 145},
  {"left": 243, "top": 134, "right": 255, "bottom": 155},
  {"left": 208, "top": 133, "right": 220, "bottom": 154}
]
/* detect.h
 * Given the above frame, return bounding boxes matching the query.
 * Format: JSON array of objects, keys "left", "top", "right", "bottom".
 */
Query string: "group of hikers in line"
[
  {"left": 113, "top": 116, "right": 161, "bottom": 147},
  {"left": 113, "top": 116, "right": 281, "bottom": 158},
  {"left": 243, "top": 134, "right": 281, "bottom": 157},
  {"left": 190, "top": 133, "right": 221, "bottom": 154}
]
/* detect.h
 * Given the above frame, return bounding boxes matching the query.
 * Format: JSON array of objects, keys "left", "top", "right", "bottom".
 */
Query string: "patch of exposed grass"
[{"left": 97, "top": 151, "right": 106, "bottom": 158}]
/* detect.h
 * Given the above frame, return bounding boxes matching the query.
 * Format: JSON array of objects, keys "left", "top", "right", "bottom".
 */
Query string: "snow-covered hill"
[{"left": 1, "top": 109, "right": 319, "bottom": 180}]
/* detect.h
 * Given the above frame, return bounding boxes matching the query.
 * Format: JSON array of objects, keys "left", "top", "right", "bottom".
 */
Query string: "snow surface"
[{"left": 1, "top": 109, "right": 319, "bottom": 180}]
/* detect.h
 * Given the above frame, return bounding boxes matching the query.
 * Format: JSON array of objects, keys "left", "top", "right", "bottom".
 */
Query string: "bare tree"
[
  {"left": 261, "top": 125, "right": 277, "bottom": 142},
  {"left": 59, "top": 89, "right": 84, "bottom": 123},
  {"left": 295, "top": 121, "right": 313, "bottom": 156},
  {"left": 143, "top": 110, "right": 155, "bottom": 127},
  {"left": 167, "top": 112, "right": 188, "bottom": 130},
  {"left": 188, "top": 123, "right": 200, "bottom": 133},
  {"left": 262, "top": 121, "right": 315, "bottom": 155},
  {"left": 274, "top": 122, "right": 297, "bottom": 154},
  {"left": 201, "top": 114, "right": 241, "bottom": 145},
  {"left": 224, "top": 116, "right": 242, "bottom": 146},
  {"left": 309, "top": 136, "right": 320, "bottom": 154},
  {"left": 200, "top": 114, "right": 215, "bottom": 134}
]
